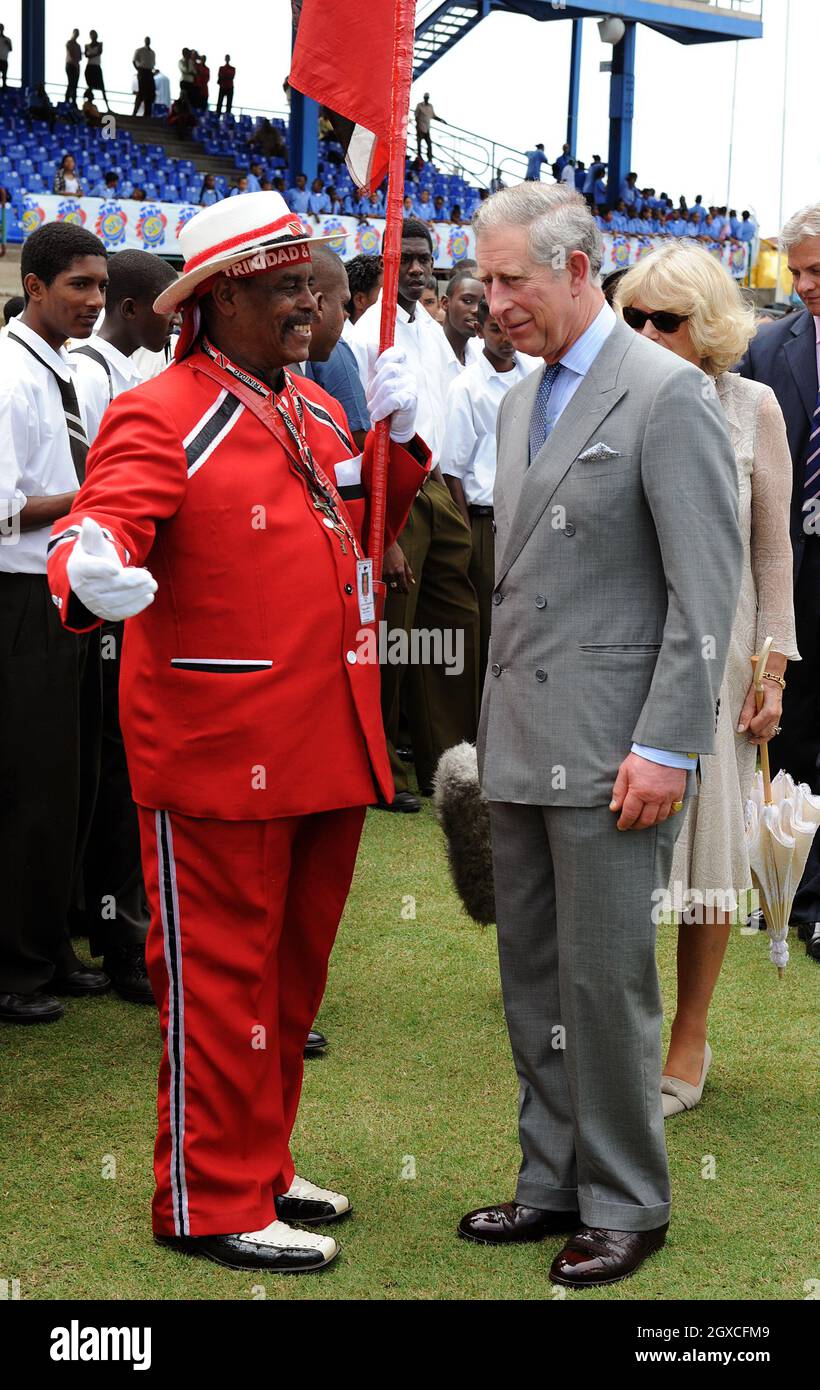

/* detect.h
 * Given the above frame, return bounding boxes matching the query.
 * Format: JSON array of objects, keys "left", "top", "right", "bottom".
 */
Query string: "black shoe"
[
  {"left": 0, "top": 992, "right": 64, "bottom": 1024},
  {"left": 103, "top": 944, "right": 154, "bottom": 1004},
  {"left": 793, "top": 920, "right": 813, "bottom": 943},
  {"left": 304, "top": 1028, "right": 328, "bottom": 1058},
  {"left": 805, "top": 924, "right": 820, "bottom": 961},
  {"left": 458, "top": 1201, "right": 581, "bottom": 1245},
  {"left": 154, "top": 1226, "right": 339, "bottom": 1273},
  {"left": 549, "top": 1222, "right": 668, "bottom": 1288},
  {"left": 51, "top": 967, "right": 111, "bottom": 996},
  {"left": 374, "top": 791, "right": 421, "bottom": 813}
]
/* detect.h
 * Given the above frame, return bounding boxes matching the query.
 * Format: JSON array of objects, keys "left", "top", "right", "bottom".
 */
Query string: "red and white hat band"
[
  {"left": 183, "top": 211, "right": 309, "bottom": 274},
  {"left": 225, "top": 241, "right": 313, "bottom": 280}
]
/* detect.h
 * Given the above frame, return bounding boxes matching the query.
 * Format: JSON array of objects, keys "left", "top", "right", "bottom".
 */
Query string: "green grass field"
[{"left": 1, "top": 796, "right": 816, "bottom": 1302}]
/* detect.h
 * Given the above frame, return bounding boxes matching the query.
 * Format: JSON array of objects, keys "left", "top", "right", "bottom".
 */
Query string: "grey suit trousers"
[{"left": 489, "top": 799, "right": 684, "bottom": 1231}]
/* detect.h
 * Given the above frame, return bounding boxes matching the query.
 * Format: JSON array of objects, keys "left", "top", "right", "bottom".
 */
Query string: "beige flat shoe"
[{"left": 661, "top": 1041, "right": 712, "bottom": 1119}]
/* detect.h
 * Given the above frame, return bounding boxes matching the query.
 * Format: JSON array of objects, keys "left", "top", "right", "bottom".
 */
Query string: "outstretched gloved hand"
[
  {"left": 366, "top": 346, "right": 418, "bottom": 443},
  {"left": 66, "top": 516, "right": 158, "bottom": 621}
]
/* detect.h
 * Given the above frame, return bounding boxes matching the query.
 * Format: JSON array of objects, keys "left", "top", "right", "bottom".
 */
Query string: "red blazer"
[{"left": 48, "top": 349, "right": 430, "bottom": 819}]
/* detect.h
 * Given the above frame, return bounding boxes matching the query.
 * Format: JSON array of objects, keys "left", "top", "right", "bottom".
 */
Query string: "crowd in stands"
[
  {"left": 522, "top": 145, "right": 758, "bottom": 246},
  {"left": 0, "top": 20, "right": 758, "bottom": 252}
]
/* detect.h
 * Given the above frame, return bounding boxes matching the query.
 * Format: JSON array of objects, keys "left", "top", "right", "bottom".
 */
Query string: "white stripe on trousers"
[{"left": 156, "top": 810, "right": 190, "bottom": 1236}]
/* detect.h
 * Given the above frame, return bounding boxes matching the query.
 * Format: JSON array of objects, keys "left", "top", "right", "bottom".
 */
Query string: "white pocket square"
[{"left": 577, "top": 443, "right": 622, "bottom": 462}]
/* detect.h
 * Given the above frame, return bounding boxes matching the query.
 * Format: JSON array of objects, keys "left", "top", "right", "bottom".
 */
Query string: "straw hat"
[{"left": 153, "top": 190, "right": 334, "bottom": 313}]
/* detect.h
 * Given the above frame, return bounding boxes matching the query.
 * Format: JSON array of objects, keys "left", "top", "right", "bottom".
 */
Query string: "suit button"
[
  {"left": 346, "top": 650, "right": 357, "bottom": 665},
  {"left": 493, "top": 591, "right": 503, "bottom": 606},
  {"left": 535, "top": 594, "right": 546, "bottom": 609},
  {"left": 345, "top": 583, "right": 353, "bottom": 594},
  {"left": 491, "top": 662, "right": 502, "bottom": 676},
  {"left": 535, "top": 669, "right": 547, "bottom": 682},
  {"left": 563, "top": 523, "right": 576, "bottom": 537}
]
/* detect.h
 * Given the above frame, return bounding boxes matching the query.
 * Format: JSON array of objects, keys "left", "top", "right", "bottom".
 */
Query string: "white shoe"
[
  {"left": 662, "top": 1041, "right": 712, "bottom": 1119},
  {"left": 239, "top": 1218, "right": 338, "bottom": 1264},
  {"left": 275, "top": 1174, "right": 351, "bottom": 1224}
]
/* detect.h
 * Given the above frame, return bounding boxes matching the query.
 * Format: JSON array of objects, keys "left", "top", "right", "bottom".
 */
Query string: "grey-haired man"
[{"left": 458, "top": 185, "right": 743, "bottom": 1287}]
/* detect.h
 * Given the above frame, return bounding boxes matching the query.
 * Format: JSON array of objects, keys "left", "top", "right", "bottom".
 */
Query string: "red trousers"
[{"left": 138, "top": 804, "right": 366, "bottom": 1237}]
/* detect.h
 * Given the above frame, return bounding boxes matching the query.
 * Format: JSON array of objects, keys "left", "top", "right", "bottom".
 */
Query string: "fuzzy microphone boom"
[{"left": 432, "top": 743, "right": 496, "bottom": 926}]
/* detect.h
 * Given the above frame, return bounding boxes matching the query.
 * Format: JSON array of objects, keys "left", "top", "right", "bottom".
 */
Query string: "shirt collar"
[
  {"left": 378, "top": 292, "right": 436, "bottom": 329},
  {"left": 85, "top": 334, "right": 143, "bottom": 383},
  {"left": 559, "top": 300, "right": 617, "bottom": 377},
  {"left": 475, "top": 348, "right": 520, "bottom": 383},
  {"left": 814, "top": 315, "right": 820, "bottom": 346},
  {"left": 9, "top": 317, "right": 75, "bottom": 381}
]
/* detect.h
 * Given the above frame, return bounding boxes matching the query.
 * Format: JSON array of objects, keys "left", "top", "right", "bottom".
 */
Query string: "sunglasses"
[{"left": 622, "top": 306, "right": 689, "bottom": 334}]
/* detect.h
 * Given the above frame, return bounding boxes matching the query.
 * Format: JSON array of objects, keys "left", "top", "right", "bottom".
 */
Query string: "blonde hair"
[{"left": 615, "top": 242, "right": 756, "bottom": 376}]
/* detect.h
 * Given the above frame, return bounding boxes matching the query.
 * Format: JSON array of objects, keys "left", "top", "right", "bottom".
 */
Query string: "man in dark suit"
[{"left": 739, "top": 202, "right": 820, "bottom": 961}]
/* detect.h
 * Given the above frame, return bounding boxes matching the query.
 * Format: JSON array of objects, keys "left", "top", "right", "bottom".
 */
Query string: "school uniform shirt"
[
  {"left": 349, "top": 293, "right": 452, "bottom": 466},
  {"left": 0, "top": 319, "right": 91, "bottom": 574},
  {"left": 70, "top": 334, "right": 145, "bottom": 443},
  {"left": 440, "top": 351, "right": 531, "bottom": 507},
  {"left": 245, "top": 173, "right": 262, "bottom": 193},
  {"left": 307, "top": 190, "right": 330, "bottom": 215},
  {"left": 287, "top": 187, "right": 310, "bottom": 214},
  {"left": 441, "top": 328, "right": 467, "bottom": 391}
]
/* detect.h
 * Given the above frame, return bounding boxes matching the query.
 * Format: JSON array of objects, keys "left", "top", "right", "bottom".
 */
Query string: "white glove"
[
  {"left": 66, "top": 516, "right": 157, "bottom": 621},
  {"left": 366, "top": 346, "right": 418, "bottom": 443}
]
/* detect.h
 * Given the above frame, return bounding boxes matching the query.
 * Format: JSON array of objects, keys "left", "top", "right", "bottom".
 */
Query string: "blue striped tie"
[
  {"left": 804, "top": 389, "right": 820, "bottom": 534},
  {"left": 529, "top": 363, "right": 562, "bottom": 465}
]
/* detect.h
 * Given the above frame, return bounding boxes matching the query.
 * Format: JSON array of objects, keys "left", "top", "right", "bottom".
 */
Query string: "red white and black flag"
[{"left": 289, "top": 0, "right": 396, "bottom": 191}]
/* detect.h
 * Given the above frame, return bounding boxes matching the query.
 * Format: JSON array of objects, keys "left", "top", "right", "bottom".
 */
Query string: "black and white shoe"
[
  {"left": 155, "top": 1218, "right": 338, "bottom": 1273},
  {"left": 275, "top": 1174, "right": 351, "bottom": 1225}
]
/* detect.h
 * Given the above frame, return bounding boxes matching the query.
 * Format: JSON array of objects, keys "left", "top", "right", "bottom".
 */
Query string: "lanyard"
[{"left": 197, "top": 339, "right": 361, "bottom": 560}]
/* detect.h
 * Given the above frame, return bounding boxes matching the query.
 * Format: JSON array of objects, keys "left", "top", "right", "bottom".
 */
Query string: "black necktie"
[{"left": 9, "top": 330, "right": 90, "bottom": 483}]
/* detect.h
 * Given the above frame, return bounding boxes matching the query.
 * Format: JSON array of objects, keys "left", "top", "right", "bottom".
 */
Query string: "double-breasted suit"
[{"left": 739, "top": 309, "right": 820, "bottom": 928}]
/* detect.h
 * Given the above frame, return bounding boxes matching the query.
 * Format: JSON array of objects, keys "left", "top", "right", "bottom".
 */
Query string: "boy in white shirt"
[
  {"left": 0, "top": 221, "right": 109, "bottom": 1022},
  {"left": 68, "top": 250, "right": 178, "bottom": 1005},
  {"left": 441, "top": 298, "right": 537, "bottom": 687},
  {"left": 71, "top": 250, "right": 178, "bottom": 438}
]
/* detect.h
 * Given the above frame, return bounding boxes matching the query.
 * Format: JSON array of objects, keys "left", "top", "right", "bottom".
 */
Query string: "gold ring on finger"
[{"left": 671, "top": 800, "right": 684, "bottom": 813}]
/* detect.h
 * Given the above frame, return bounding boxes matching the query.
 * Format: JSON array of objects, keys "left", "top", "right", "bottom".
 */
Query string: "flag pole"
[{"left": 368, "top": 0, "right": 416, "bottom": 598}]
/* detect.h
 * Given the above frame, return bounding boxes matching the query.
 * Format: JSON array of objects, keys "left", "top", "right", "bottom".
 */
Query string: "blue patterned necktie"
[
  {"left": 804, "top": 389, "right": 820, "bottom": 533},
  {"left": 529, "top": 363, "right": 562, "bottom": 465}
]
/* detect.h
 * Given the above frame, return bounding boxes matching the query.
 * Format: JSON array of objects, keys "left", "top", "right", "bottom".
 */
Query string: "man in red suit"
[{"left": 47, "top": 193, "right": 430, "bottom": 1274}]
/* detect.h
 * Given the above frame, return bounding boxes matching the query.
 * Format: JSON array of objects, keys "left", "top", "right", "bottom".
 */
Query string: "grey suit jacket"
[{"left": 477, "top": 317, "right": 743, "bottom": 806}]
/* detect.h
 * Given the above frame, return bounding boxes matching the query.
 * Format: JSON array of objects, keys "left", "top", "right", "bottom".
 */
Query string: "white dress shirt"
[
  {"left": 70, "top": 334, "right": 145, "bottom": 442},
  {"left": 441, "top": 328, "right": 467, "bottom": 391},
  {"left": 348, "top": 293, "right": 453, "bottom": 466},
  {"left": 0, "top": 320, "right": 92, "bottom": 574},
  {"left": 533, "top": 299, "right": 694, "bottom": 770},
  {"left": 440, "top": 350, "right": 532, "bottom": 505}
]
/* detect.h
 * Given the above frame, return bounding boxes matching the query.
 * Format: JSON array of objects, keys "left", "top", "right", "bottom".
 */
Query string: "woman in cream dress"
[{"left": 616, "top": 244, "right": 799, "bottom": 1116}]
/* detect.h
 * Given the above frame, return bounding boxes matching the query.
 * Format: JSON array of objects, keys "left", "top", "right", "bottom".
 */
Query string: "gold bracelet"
[{"left": 763, "top": 671, "right": 786, "bottom": 690}]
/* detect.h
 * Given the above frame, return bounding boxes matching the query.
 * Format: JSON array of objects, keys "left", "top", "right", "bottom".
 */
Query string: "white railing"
[{"left": 656, "top": 0, "right": 763, "bottom": 15}]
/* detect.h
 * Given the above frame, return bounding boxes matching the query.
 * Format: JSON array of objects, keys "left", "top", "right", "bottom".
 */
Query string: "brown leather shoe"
[
  {"left": 458, "top": 1201, "right": 581, "bottom": 1245},
  {"left": 549, "top": 1223, "right": 669, "bottom": 1287}
]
